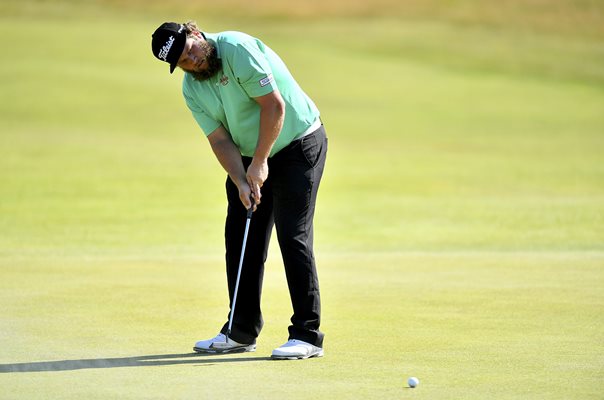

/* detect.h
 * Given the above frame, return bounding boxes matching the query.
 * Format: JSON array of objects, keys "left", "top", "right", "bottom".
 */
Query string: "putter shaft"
[{"left": 226, "top": 205, "right": 253, "bottom": 342}]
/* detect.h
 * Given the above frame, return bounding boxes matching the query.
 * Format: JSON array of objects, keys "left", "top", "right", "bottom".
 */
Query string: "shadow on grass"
[{"left": 0, "top": 353, "right": 273, "bottom": 373}]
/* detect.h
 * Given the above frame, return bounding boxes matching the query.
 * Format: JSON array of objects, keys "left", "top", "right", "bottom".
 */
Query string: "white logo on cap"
[{"left": 158, "top": 36, "right": 175, "bottom": 61}]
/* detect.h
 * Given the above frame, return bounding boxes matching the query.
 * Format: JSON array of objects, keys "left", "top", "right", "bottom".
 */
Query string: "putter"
[{"left": 225, "top": 201, "right": 254, "bottom": 344}]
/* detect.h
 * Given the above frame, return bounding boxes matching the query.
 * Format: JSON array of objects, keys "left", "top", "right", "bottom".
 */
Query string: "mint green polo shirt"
[{"left": 182, "top": 31, "right": 320, "bottom": 157}]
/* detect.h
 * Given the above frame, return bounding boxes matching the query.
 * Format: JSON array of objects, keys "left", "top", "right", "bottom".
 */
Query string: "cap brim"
[{"left": 168, "top": 29, "right": 186, "bottom": 74}]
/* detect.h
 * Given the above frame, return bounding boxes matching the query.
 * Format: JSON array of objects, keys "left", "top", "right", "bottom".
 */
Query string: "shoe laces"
[{"left": 212, "top": 333, "right": 227, "bottom": 342}]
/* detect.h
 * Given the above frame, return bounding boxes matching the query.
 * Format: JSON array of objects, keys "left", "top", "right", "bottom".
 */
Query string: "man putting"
[{"left": 151, "top": 21, "right": 327, "bottom": 360}]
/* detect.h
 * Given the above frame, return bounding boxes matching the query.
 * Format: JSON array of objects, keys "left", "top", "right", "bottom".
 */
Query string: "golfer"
[{"left": 151, "top": 21, "right": 327, "bottom": 359}]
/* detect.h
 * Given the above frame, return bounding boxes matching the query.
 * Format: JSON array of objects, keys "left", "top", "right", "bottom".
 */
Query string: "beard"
[{"left": 184, "top": 40, "right": 222, "bottom": 81}]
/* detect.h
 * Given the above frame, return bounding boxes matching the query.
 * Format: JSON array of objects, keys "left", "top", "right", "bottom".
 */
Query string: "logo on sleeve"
[{"left": 259, "top": 74, "right": 274, "bottom": 87}]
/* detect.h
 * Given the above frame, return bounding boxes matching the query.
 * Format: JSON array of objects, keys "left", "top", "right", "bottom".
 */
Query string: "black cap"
[{"left": 152, "top": 22, "right": 187, "bottom": 73}]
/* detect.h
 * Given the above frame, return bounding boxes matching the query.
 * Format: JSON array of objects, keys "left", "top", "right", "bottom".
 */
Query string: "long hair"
[{"left": 184, "top": 20, "right": 200, "bottom": 37}]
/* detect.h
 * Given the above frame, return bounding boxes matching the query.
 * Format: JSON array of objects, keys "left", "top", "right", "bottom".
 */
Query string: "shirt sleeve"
[
  {"left": 232, "top": 40, "right": 278, "bottom": 98},
  {"left": 183, "top": 89, "right": 221, "bottom": 137}
]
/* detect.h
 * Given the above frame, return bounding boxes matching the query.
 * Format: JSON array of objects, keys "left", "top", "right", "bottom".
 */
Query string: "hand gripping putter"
[{"left": 225, "top": 203, "right": 254, "bottom": 344}]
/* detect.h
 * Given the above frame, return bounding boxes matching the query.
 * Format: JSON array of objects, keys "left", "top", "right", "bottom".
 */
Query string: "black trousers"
[{"left": 220, "top": 125, "right": 327, "bottom": 347}]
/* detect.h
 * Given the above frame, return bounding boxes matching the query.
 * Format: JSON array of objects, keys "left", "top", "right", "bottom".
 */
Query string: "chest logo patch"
[{"left": 219, "top": 75, "right": 229, "bottom": 86}]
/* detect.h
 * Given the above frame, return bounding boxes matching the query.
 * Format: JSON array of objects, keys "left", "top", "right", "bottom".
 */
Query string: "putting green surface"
[{"left": 1, "top": 1, "right": 603, "bottom": 398}]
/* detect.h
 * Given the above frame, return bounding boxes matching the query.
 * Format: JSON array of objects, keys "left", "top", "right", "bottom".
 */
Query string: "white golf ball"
[{"left": 408, "top": 377, "right": 419, "bottom": 388}]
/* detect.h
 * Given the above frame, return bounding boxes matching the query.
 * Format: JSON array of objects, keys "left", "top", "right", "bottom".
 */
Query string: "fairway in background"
[{"left": 1, "top": 0, "right": 603, "bottom": 399}]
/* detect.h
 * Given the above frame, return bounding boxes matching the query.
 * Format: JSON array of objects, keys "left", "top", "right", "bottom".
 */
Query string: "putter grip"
[{"left": 246, "top": 200, "right": 254, "bottom": 219}]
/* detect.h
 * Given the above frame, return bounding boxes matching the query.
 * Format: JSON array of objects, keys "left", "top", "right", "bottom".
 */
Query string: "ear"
[{"left": 194, "top": 31, "right": 203, "bottom": 39}]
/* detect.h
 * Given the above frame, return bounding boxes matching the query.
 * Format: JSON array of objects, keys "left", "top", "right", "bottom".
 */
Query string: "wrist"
[
  {"left": 251, "top": 155, "right": 269, "bottom": 166},
  {"left": 230, "top": 173, "right": 248, "bottom": 188}
]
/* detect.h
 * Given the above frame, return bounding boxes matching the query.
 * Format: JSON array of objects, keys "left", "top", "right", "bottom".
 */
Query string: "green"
[{"left": 0, "top": 0, "right": 603, "bottom": 399}]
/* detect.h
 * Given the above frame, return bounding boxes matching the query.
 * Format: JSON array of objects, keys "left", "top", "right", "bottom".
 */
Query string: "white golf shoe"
[
  {"left": 271, "top": 339, "right": 324, "bottom": 360},
  {"left": 193, "top": 333, "right": 256, "bottom": 354}
]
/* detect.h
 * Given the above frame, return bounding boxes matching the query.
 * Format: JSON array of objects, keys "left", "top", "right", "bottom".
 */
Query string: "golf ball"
[{"left": 408, "top": 377, "right": 419, "bottom": 388}]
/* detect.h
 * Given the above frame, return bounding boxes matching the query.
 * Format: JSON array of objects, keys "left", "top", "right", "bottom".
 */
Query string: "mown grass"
[{"left": 1, "top": 1, "right": 603, "bottom": 398}]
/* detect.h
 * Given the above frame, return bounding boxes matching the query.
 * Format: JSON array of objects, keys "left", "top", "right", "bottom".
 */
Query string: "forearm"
[{"left": 210, "top": 136, "right": 247, "bottom": 186}]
